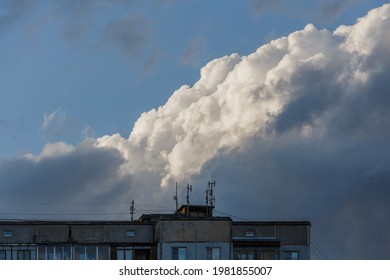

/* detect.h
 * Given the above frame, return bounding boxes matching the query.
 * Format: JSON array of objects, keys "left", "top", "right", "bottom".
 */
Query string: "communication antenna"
[
  {"left": 173, "top": 182, "right": 179, "bottom": 212},
  {"left": 207, "top": 180, "right": 216, "bottom": 207},
  {"left": 185, "top": 184, "right": 192, "bottom": 217},
  {"left": 130, "top": 200, "right": 135, "bottom": 222},
  {"left": 186, "top": 184, "right": 192, "bottom": 206}
]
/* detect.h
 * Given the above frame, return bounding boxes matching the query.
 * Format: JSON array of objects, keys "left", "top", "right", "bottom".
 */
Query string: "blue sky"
[
  {"left": 1, "top": 1, "right": 390, "bottom": 260},
  {"left": 1, "top": 0, "right": 386, "bottom": 157}
]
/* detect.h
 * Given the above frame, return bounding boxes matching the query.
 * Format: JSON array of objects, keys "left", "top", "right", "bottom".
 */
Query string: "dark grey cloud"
[
  {"left": 200, "top": 128, "right": 390, "bottom": 259},
  {"left": 0, "top": 140, "right": 170, "bottom": 220},
  {"left": 272, "top": 64, "right": 342, "bottom": 133},
  {"left": 0, "top": 143, "right": 131, "bottom": 219}
]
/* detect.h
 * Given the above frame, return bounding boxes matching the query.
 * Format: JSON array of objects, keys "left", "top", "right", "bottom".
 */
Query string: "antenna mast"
[
  {"left": 186, "top": 184, "right": 192, "bottom": 216},
  {"left": 207, "top": 180, "right": 216, "bottom": 207},
  {"left": 130, "top": 200, "right": 135, "bottom": 222},
  {"left": 186, "top": 184, "right": 192, "bottom": 206},
  {"left": 205, "top": 181, "right": 216, "bottom": 217},
  {"left": 173, "top": 182, "right": 179, "bottom": 212}
]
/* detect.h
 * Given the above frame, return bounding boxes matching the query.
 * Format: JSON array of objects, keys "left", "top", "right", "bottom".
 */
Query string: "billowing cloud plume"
[
  {"left": 1, "top": 4, "right": 390, "bottom": 259},
  {"left": 98, "top": 4, "right": 390, "bottom": 188}
]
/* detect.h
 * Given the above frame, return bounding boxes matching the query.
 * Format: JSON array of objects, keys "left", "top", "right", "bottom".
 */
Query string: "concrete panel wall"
[
  {"left": 0, "top": 225, "right": 36, "bottom": 243},
  {"left": 0, "top": 223, "right": 154, "bottom": 244},
  {"left": 232, "top": 223, "right": 310, "bottom": 246},
  {"left": 276, "top": 225, "right": 309, "bottom": 246},
  {"left": 36, "top": 225, "right": 69, "bottom": 243},
  {"left": 69, "top": 224, "right": 154, "bottom": 243},
  {"left": 232, "top": 224, "right": 276, "bottom": 238},
  {"left": 159, "top": 220, "right": 231, "bottom": 242}
]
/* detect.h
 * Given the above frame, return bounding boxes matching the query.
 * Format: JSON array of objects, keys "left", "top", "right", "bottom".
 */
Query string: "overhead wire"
[
  {"left": 214, "top": 209, "right": 251, "bottom": 221},
  {"left": 310, "top": 235, "right": 328, "bottom": 260},
  {"left": 0, "top": 201, "right": 176, "bottom": 217}
]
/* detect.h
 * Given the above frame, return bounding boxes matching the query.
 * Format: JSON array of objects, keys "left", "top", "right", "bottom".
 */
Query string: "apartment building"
[{"left": 0, "top": 205, "right": 310, "bottom": 260}]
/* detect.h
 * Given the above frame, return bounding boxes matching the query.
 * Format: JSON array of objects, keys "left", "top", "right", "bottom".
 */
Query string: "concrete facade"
[
  {"left": 156, "top": 218, "right": 232, "bottom": 260},
  {"left": 232, "top": 222, "right": 311, "bottom": 260},
  {"left": 0, "top": 221, "right": 155, "bottom": 244},
  {"left": 0, "top": 221, "right": 156, "bottom": 260},
  {"left": 0, "top": 205, "right": 311, "bottom": 260}
]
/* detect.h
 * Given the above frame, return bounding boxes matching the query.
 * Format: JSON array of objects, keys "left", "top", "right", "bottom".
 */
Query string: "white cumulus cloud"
[{"left": 97, "top": 4, "right": 390, "bottom": 189}]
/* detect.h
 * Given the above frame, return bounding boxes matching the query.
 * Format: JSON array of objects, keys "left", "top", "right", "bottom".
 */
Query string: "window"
[
  {"left": 63, "top": 246, "right": 72, "bottom": 260},
  {"left": 258, "top": 251, "right": 275, "bottom": 260},
  {"left": 0, "top": 246, "right": 36, "bottom": 260},
  {"left": 46, "top": 246, "right": 55, "bottom": 260},
  {"left": 233, "top": 248, "right": 278, "bottom": 260},
  {"left": 38, "top": 245, "right": 71, "bottom": 260},
  {"left": 285, "top": 251, "right": 300, "bottom": 260},
  {"left": 207, "top": 247, "right": 221, "bottom": 260},
  {"left": 17, "top": 250, "right": 31, "bottom": 260},
  {"left": 86, "top": 246, "right": 97, "bottom": 260},
  {"left": 75, "top": 246, "right": 98, "bottom": 260},
  {"left": 117, "top": 247, "right": 133, "bottom": 260},
  {"left": 75, "top": 246, "right": 86, "bottom": 260},
  {"left": 3, "top": 230, "right": 13, "bottom": 238},
  {"left": 0, "top": 247, "right": 12, "bottom": 260},
  {"left": 37, "top": 245, "right": 108, "bottom": 260},
  {"left": 126, "top": 230, "right": 136, "bottom": 237},
  {"left": 237, "top": 252, "right": 254, "bottom": 260},
  {"left": 245, "top": 230, "right": 255, "bottom": 237},
  {"left": 171, "top": 247, "right": 187, "bottom": 260},
  {"left": 98, "top": 246, "right": 110, "bottom": 260}
]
